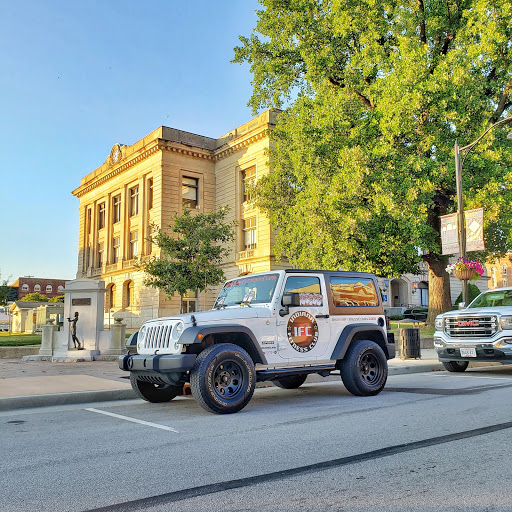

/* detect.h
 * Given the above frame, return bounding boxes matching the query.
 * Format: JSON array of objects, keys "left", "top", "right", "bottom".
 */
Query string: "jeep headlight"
[
  {"left": 171, "top": 321, "right": 184, "bottom": 342},
  {"left": 435, "top": 316, "right": 444, "bottom": 331},
  {"left": 501, "top": 316, "right": 512, "bottom": 329},
  {"left": 138, "top": 326, "right": 147, "bottom": 346}
]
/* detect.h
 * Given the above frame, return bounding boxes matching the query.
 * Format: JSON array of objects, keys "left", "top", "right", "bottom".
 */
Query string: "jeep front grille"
[
  {"left": 444, "top": 316, "right": 498, "bottom": 338},
  {"left": 143, "top": 325, "right": 173, "bottom": 350}
]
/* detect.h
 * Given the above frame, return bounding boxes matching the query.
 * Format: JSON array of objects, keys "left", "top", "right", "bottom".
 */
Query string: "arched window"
[
  {"left": 123, "top": 280, "right": 134, "bottom": 310},
  {"left": 106, "top": 283, "right": 116, "bottom": 312},
  {"left": 21, "top": 284, "right": 29, "bottom": 292},
  {"left": 46, "top": 285, "right": 53, "bottom": 294},
  {"left": 34, "top": 284, "right": 41, "bottom": 292},
  {"left": 58, "top": 285, "right": 64, "bottom": 292}
]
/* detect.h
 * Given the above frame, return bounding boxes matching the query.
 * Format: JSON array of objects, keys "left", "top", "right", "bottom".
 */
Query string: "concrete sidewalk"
[{"left": 0, "top": 349, "right": 447, "bottom": 412}]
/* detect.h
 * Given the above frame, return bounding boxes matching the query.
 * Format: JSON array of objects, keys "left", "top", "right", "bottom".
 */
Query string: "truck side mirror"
[
  {"left": 280, "top": 292, "right": 301, "bottom": 317},
  {"left": 458, "top": 302, "right": 466, "bottom": 310}
]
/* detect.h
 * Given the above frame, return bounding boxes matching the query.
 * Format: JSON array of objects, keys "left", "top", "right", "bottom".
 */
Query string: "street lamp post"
[{"left": 455, "top": 116, "right": 512, "bottom": 304}]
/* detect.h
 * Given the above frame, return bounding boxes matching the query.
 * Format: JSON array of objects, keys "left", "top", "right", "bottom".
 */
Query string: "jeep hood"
[{"left": 152, "top": 306, "right": 272, "bottom": 326}]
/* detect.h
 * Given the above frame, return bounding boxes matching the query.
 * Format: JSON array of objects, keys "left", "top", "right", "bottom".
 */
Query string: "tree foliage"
[
  {"left": 20, "top": 292, "right": 49, "bottom": 302},
  {"left": 234, "top": 0, "right": 512, "bottom": 320},
  {"left": 49, "top": 295, "right": 65, "bottom": 303},
  {"left": 139, "top": 207, "right": 235, "bottom": 313},
  {"left": 0, "top": 281, "right": 9, "bottom": 307}
]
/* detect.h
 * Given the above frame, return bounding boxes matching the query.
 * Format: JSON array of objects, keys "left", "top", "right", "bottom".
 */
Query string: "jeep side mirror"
[
  {"left": 458, "top": 302, "right": 466, "bottom": 310},
  {"left": 280, "top": 292, "right": 300, "bottom": 317}
]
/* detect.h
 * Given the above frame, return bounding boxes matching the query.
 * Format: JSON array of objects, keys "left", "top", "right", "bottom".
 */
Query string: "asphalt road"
[{"left": 2, "top": 366, "right": 512, "bottom": 512}]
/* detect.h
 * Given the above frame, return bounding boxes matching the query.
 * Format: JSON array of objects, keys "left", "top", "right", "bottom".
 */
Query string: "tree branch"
[
  {"left": 417, "top": 0, "right": 426, "bottom": 44},
  {"left": 489, "top": 79, "right": 512, "bottom": 124}
]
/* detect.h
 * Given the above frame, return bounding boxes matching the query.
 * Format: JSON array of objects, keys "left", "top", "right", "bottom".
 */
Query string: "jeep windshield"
[
  {"left": 214, "top": 273, "right": 280, "bottom": 308},
  {"left": 468, "top": 289, "right": 512, "bottom": 308}
]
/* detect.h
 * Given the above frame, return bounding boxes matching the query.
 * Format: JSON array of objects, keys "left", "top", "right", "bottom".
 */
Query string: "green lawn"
[
  {"left": 389, "top": 321, "right": 435, "bottom": 337},
  {"left": 0, "top": 333, "right": 42, "bottom": 346}
]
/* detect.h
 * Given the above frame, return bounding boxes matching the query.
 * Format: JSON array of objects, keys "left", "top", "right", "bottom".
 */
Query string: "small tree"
[
  {"left": 0, "top": 281, "right": 9, "bottom": 307},
  {"left": 49, "top": 295, "right": 65, "bottom": 303},
  {"left": 20, "top": 292, "right": 49, "bottom": 302},
  {"left": 139, "top": 207, "right": 235, "bottom": 313}
]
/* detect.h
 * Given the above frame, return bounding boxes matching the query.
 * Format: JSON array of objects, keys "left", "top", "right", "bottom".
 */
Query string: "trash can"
[{"left": 399, "top": 328, "right": 421, "bottom": 359}]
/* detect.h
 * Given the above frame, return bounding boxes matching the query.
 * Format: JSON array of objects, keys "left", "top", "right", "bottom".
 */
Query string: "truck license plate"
[{"left": 460, "top": 347, "right": 477, "bottom": 357}]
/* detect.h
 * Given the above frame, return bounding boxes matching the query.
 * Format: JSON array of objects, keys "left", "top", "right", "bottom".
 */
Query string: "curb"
[
  {"left": 0, "top": 388, "right": 136, "bottom": 412},
  {"left": 0, "top": 346, "right": 40, "bottom": 359}
]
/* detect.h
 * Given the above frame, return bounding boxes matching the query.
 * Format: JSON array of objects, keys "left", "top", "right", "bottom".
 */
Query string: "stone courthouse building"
[{"left": 73, "top": 110, "right": 290, "bottom": 328}]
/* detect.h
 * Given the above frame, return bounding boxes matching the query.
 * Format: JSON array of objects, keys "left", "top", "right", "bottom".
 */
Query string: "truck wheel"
[
  {"left": 442, "top": 361, "right": 469, "bottom": 372},
  {"left": 273, "top": 374, "right": 307, "bottom": 389},
  {"left": 130, "top": 374, "right": 181, "bottom": 403},
  {"left": 340, "top": 339, "right": 388, "bottom": 396},
  {"left": 190, "top": 344, "right": 256, "bottom": 414}
]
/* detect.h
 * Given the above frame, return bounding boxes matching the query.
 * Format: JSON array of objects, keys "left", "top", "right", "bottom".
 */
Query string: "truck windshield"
[
  {"left": 214, "top": 273, "right": 280, "bottom": 307},
  {"left": 468, "top": 289, "right": 512, "bottom": 308}
]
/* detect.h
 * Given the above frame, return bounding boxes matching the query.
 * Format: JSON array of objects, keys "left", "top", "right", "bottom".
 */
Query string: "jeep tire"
[
  {"left": 442, "top": 360, "right": 469, "bottom": 372},
  {"left": 273, "top": 374, "right": 308, "bottom": 389},
  {"left": 190, "top": 343, "right": 256, "bottom": 414},
  {"left": 340, "top": 339, "right": 388, "bottom": 396},
  {"left": 130, "top": 374, "right": 181, "bottom": 403}
]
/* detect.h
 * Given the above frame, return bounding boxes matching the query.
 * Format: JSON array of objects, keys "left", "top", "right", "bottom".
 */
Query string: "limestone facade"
[{"left": 73, "top": 110, "right": 286, "bottom": 328}]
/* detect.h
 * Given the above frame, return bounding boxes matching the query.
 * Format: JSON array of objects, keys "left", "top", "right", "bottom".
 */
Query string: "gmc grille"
[
  {"left": 143, "top": 325, "right": 174, "bottom": 350},
  {"left": 445, "top": 316, "right": 498, "bottom": 338}
]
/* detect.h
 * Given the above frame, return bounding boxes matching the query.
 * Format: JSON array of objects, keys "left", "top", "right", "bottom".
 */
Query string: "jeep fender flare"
[
  {"left": 179, "top": 325, "right": 267, "bottom": 365},
  {"left": 331, "top": 324, "right": 390, "bottom": 360}
]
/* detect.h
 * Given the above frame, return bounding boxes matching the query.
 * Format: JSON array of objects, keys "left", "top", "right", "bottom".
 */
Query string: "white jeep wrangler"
[{"left": 119, "top": 270, "right": 396, "bottom": 414}]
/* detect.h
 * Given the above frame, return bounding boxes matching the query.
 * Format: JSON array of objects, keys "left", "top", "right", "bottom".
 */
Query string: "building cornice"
[{"left": 213, "top": 130, "right": 269, "bottom": 162}]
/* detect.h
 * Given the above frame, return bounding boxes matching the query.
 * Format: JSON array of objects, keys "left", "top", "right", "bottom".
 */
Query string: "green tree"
[
  {"left": 0, "top": 281, "right": 9, "bottom": 307},
  {"left": 20, "top": 292, "right": 49, "bottom": 302},
  {"left": 234, "top": 0, "right": 512, "bottom": 323},
  {"left": 49, "top": 295, "right": 65, "bottom": 303},
  {"left": 139, "top": 207, "right": 235, "bottom": 313}
]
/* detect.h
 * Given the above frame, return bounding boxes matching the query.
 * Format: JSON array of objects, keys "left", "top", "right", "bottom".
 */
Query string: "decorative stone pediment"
[{"left": 109, "top": 143, "right": 124, "bottom": 166}]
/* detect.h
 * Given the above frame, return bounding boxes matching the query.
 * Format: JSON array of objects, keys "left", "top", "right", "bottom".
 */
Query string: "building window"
[
  {"left": 148, "top": 178, "right": 153, "bottom": 210},
  {"left": 242, "top": 217, "right": 257, "bottom": 250},
  {"left": 129, "top": 186, "right": 139, "bottom": 216},
  {"left": 58, "top": 285, "right": 64, "bottom": 292},
  {"left": 98, "top": 202, "right": 105, "bottom": 230},
  {"left": 112, "top": 236, "right": 120, "bottom": 263},
  {"left": 242, "top": 167, "right": 256, "bottom": 203},
  {"left": 46, "top": 285, "right": 53, "bottom": 294},
  {"left": 182, "top": 176, "right": 198, "bottom": 208},
  {"left": 22, "top": 284, "right": 29, "bottom": 292},
  {"left": 504, "top": 278, "right": 508, "bottom": 287},
  {"left": 129, "top": 231, "right": 138, "bottom": 260},
  {"left": 146, "top": 225, "right": 153, "bottom": 254},
  {"left": 34, "top": 284, "right": 41, "bottom": 292},
  {"left": 112, "top": 195, "right": 121, "bottom": 224},
  {"left": 502, "top": 264, "right": 508, "bottom": 275},
  {"left": 123, "top": 280, "right": 134, "bottom": 310},
  {"left": 183, "top": 290, "right": 198, "bottom": 313},
  {"left": 106, "top": 283, "right": 116, "bottom": 311},
  {"left": 97, "top": 242, "right": 104, "bottom": 267}
]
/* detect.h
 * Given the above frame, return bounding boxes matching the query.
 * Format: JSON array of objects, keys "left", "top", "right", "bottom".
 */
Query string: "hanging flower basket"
[
  {"left": 446, "top": 258, "right": 484, "bottom": 282},
  {"left": 453, "top": 268, "right": 479, "bottom": 281}
]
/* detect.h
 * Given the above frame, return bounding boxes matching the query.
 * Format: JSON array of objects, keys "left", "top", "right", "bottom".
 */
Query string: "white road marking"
[{"left": 85, "top": 408, "right": 179, "bottom": 433}]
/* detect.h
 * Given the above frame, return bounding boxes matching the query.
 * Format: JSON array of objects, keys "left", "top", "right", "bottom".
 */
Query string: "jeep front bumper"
[{"left": 119, "top": 353, "right": 197, "bottom": 373}]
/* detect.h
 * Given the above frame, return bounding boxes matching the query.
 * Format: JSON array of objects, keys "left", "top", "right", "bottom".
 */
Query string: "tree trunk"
[
  {"left": 179, "top": 295, "right": 183, "bottom": 314},
  {"left": 426, "top": 258, "right": 453, "bottom": 326}
]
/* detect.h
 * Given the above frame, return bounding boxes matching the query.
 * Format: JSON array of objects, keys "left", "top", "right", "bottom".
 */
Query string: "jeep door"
[{"left": 276, "top": 274, "right": 330, "bottom": 361}]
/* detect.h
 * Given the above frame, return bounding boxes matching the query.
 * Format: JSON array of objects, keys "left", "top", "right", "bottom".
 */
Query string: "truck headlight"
[
  {"left": 501, "top": 316, "right": 512, "bottom": 329},
  {"left": 171, "top": 321, "right": 184, "bottom": 341},
  {"left": 435, "top": 317, "right": 444, "bottom": 330}
]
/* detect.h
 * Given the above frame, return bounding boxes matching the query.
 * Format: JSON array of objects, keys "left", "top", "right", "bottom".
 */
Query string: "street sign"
[
  {"left": 440, "top": 213, "right": 458, "bottom": 255},
  {"left": 465, "top": 208, "right": 485, "bottom": 252},
  {"left": 440, "top": 208, "right": 485, "bottom": 255}
]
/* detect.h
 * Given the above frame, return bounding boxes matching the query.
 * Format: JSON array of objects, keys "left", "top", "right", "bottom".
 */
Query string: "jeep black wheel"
[
  {"left": 273, "top": 374, "right": 307, "bottom": 389},
  {"left": 442, "top": 360, "right": 469, "bottom": 372},
  {"left": 340, "top": 339, "right": 388, "bottom": 396},
  {"left": 190, "top": 344, "right": 256, "bottom": 414},
  {"left": 130, "top": 374, "right": 181, "bottom": 403}
]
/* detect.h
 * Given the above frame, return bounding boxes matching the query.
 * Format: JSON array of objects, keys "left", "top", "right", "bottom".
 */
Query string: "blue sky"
[{"left": 0, "top": 0, "right": 260, "bottom": 283}]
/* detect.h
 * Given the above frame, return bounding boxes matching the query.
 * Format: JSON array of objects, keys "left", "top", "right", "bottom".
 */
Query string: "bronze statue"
[{"left": 67, "top": 312, "right": 83, "bottom": 350}]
